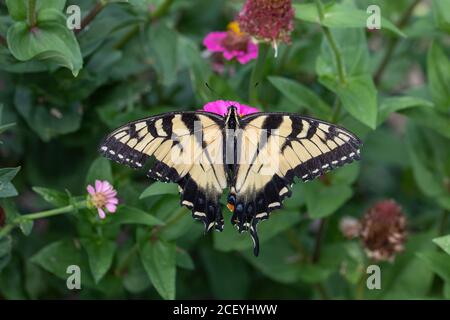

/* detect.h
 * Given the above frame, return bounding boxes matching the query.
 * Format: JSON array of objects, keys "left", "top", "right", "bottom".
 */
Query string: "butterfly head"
[{"left": 224, "top": 105, "right": 240, "bottom": 129}]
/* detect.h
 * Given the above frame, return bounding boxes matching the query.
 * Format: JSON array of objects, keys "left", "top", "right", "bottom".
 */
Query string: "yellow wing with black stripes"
[
  {"left": 227, "top": 113, "right": 362, "bottom": 256},
  {"left": 99, "top": 111, "right": 228, "bottom": 232}
]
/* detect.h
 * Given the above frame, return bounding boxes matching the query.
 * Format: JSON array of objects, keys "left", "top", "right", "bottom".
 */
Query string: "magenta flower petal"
[
  {"left": 97, "top": 208, "right": 106, "bottom": 219},
  {"left": 104, "top": 190, "right": 117, "bottom": 198},
  {"left": 87, "top": 185, "right": 96, "bottom": 195},
  {"left": 203, "top": 100, "right": 230, "bottom": 116},
  {"left": 105, "top": 203, "right": 117, "bottom": 213},
  {"left": 95, "top": 180, "right": 102, "bottom": 192},
  {"left": 203, "top": 32, "right": 227, "bottom": 52},
  {"left": 108, "top": 198, "right": 119, "bottom": 205},
  {"left": 203, "top": 24, "right": 258, "bottom": 67},
  {"left": 202, "top": 100, "right": 260, "bottom": 116},
  {"left": 237, "top": 42, "right": 259, "bottom": 64},
  {"left": 237, "top": 104, "right": 259, "bottom": 115}
]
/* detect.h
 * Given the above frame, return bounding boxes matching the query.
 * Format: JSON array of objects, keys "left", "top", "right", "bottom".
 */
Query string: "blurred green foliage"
[{"left": 0, "top": 0, "right": 449, "bottom": 300}]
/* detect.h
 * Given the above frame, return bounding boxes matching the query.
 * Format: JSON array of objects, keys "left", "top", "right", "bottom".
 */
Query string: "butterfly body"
[{"left": 100, "top": 104, "right": 362, "bottom": 256}]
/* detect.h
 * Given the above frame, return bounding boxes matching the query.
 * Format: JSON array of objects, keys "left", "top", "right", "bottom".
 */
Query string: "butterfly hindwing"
[
  {"left": 229, "top": 113, "right": 362, "bottom": 255},
  {"left": 99, "top": 111, "right": 228, "bottom": 232}
]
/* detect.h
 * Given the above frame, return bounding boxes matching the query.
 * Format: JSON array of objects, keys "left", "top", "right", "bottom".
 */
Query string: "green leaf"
[
  {"left": 405, "top": 107, "right": 450, "bottom": 139},
  {"left": 80, "top": 238, "right": 116, "bottom": 284},
  {"left": 31, "top": 239, "right": 88, "bottom": 281},
  {"left": 427, "top": 42, "right": 450, "bottom": 112},
  {"left": 0, "top": 167, "right": 20, "bottom": 198},
  {"left": 242, "top": 236, "right": 301, "bottom": 284},
  {"left": 113, "top": 205, "right": 165, "bottom": 226},
  {"left": 432, "top": 0, "right": 450, "bottom": 33},
  {"left": 19, "top": 220, "right": 34, "bottom": 236},
  {"left": 200, "top": 247, "right": 250, "bottom": 299},
  {"left": 214, "top": 209, "right": 300, "bottom": 252},
  {"left": 406, "top": 123, "right": 450, "bottom": 210},
  {"left": 0, "top": 105, "right": 16, "bottom": 137},
  {"left": 268, "top": 76, "right": 331, "bottom": 118},
  {"left": 122, "top": 254, "right": 151, "bottom": 294},
  {"left": 85, "top": 157, "right": 113, "bottom": 186},
  {"left": 179, "top": 36, "right": 212, "bottom": 103},
  {"left": 417, "top": 251, "right": 450, "bottom": 283},
  {"left": 294, "top": 3, "right": 405, "bottom": 37},
  {"left": 378, "top": 96, "right": 434, "bottom": 125},
  {"left": 139, "top": 239, "right": 176, "bottom": 300},
  {"left": 139, "top": 182, "right": 178, "bottom": 199},
  {"left": 433, "top": 235, "right": 450, "bottom": 256},
  {"left": 0, "top": 236, "right": 12, "bottom": 258},
  {"left": 176, "top": 248, "right": 194, "bottom": 270},
  {"left": 32, "top": 186, "right": 69, "bottom": 206},
  {"left": 7, "top": 21, "right": 82, "bottom": 76},
  {"left": 320, "top": 74, "right": 377, "bottom": 129},
  {"left": 301, "top": 181, "right": 353, "bottom": 218},
  {"left": 36, "top": 0, "right": 67, "bottom": 13},
  {"left": 148, "top": 23, "right": 178, "bottom": 86},
  {"left": 315, "top": 28, "right": 377, "bottom": 128},
  {"left": 14, "top": 87, "right": 82, "bottom": 142},
  {"left": 5, "top": 0, "right": 27, "bottom": 21}
]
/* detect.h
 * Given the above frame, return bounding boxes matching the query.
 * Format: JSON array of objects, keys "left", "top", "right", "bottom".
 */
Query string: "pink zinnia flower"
[
  {"left": 238, "top": 0, "right": 295, "bottom": 56},
  {"left": 87, "top": 180, "right": 118, "bottom": 219},
  {"left": 203, "top": 21, "right": 258, "bottom": 65},
  {"left": 202, "top": 100, "right": 259, "bottom": 116}
]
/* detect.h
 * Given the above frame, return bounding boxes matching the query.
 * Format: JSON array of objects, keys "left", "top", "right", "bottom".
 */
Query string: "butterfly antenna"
[{"left": 205, "top": 82, "right": 220, "bottom": 99}]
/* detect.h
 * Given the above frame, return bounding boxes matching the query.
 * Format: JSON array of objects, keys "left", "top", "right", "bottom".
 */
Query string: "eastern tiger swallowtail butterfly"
[{"left": 99, "top": 104, "right": 362, "bottom": 256}]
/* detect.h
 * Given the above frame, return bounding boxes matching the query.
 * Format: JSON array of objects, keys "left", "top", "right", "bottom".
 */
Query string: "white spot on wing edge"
[
  {"left": 182, "top": 200, "right": 194, "bottom": 207},
  {"left": 279, "top": 187, "right": 289, "bottom": 196},
  {"left": 268, "top": 202, "right": 280, "bottom": 208},
  {"left": 194, "top": 211, "right": 206, "bottom": 217},
  {"left": 255, "top": 212, "right": 267, "bottom": 219}
]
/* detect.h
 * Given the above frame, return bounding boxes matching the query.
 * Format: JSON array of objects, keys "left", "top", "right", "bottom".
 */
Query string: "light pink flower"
[
  {"left": 202, "top": 100, "right": 260, "bottom": 116},
  {"left": 87, "top": 180, "right": 118, "bottom": 219},
  {"left": 203, "top": 21, "right": 258, "bottom": 65}
]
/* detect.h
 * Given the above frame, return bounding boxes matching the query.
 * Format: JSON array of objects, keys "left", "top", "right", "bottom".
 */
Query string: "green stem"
[
  {"left": 0, "top": 225, "right": 14, "bottom": 239},
  {"left": 151, "top": 0, "right": 174, "bottom": 20},
  {"left": 115, "top": 242, "right": 139, "bottom": 276},
  {"left": 374, "top": 0, "right": 422, "bottom": 85},
  {"left": 249, "top": 43, "right": 270, "bottom": 106},
  {"left": 75, "top": 1, "right": 107, "bottom": 34},
  {"left": 285, "top": 228, "right": 308, "bottom": 261},
  {"left": 438, "top": 210, "right": 449, "bottom": 236},
  {"left": 18, "top": 201, "right": 87, "bottom": 221},
  {"left": 28, "top": 0, "right": 37, "bottom": 27},
  {"left": 315, "top": 0, "right": 346, "bottom": 85},
  {"left": 312, "top": 218, "right": 326, "bottom": 263},
  {"left": 0, "top": 201, "right": 87, "bottom": 238},
  {"left": 330, "top": 98, "right": 342, "bottom": 123}
]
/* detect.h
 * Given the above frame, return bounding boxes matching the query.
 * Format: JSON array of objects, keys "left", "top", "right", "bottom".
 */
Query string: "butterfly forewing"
[{"left": 99, "top": 111, "right": 228, "bottom": 232}]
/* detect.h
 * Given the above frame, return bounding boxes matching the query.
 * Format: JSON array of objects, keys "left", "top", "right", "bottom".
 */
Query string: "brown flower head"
[
  {"left": 238, "top": 0, "right": 295, "bottom": 55},
  {"left": 360, "top": 200, "right": 407, "bottom": 262}
]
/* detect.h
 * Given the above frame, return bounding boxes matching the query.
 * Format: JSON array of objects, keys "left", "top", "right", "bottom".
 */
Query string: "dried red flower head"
[
  {"left": 339, "top": 216, "right": 361, "bottom": 239},
  {"left": 238, "top": 0, "right": 294, "bottom": 54},
  {"left": 360, "top": 200, "right": 407, "bottom": 262},
  {"left": 0, "top": 206, "right": 5, "bottom": 228}
]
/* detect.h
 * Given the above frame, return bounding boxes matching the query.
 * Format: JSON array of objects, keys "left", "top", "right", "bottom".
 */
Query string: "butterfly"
[{"left": 99, "top": 103, "right": 362, "bottom": 256}]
